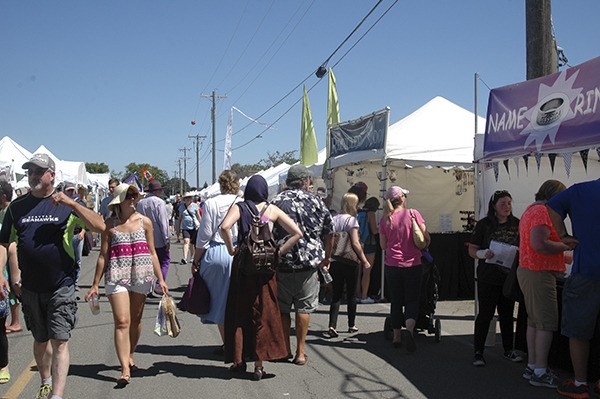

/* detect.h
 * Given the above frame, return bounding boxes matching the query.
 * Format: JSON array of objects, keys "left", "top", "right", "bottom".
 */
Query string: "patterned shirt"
[{"left": 272, "top": 188, "right": 333, "bottom": 271}]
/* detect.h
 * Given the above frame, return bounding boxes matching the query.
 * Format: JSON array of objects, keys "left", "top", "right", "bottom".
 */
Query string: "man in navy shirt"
[
  {"left": 547, "top": 179, "right": 600, "bottom": 398},
  {"left": 0, "top": 154, "right": 105, "bottom": 399}
]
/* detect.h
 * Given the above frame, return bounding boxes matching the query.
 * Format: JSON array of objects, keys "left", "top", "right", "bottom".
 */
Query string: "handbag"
[
  {"left": 187, "top": 208, "right": 200, "bottom": 229},
  {"left": 177, "top": 272, "right": 211, "bottom": 315},
  {"left": 332, "top": 216, "right": 360, "bottom": 265},
  {"left": 410, "top": 209, "right": 427, "bottom": 250},
  {"left": 502, "top": 260, "right": 521, "bottom": 301}
]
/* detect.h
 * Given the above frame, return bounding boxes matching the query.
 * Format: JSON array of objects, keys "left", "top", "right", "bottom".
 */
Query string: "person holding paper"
[{"left": 469, "top": 190, "right": 523, "bottom": 367}]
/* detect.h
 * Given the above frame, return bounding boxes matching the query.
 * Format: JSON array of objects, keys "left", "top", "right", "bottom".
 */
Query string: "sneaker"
[
  {"left": 530, "top": 371, "right": 559, "bottom": 388},
  {"left": 35, "top": 383, "right": 52, "bottom": 399},
  {"left": 557, "top": 379, "right": 590, "bottom": 399},
  {"left": 472, "top": 352, "right": 486, "bottom": 367},
  {"left": 504, "top": 350, "right": 524, "bottom": 362},
  {"left": 181, "top": 259, "right": 187, "bottom": 264},
  {"left": 522, "top": 366, "right": 534, "bottom": 380},
  {"left": 360, "top": 297, "right": 375, "bottom": 304}
]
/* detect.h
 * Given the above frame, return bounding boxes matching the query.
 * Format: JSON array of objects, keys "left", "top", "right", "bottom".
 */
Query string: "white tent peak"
[{"left": 385, "top": 96, "right": 486, "bottom": 166}]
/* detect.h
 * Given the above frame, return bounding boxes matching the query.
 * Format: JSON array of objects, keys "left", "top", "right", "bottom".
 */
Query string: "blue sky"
[{"left": 1, "top": 1, "right": 598, "bottom": 186}]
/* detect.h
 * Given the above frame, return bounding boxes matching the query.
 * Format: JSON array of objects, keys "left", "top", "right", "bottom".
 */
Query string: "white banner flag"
[{"left": 223, "top": 108, "right": 233, "bottom": 171}]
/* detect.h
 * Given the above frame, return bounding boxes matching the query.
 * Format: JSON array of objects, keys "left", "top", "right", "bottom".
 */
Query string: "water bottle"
[
  {"left": 89, "top": 292, "right": 100, "bottom": 315},
  {"left": 320, "top": 268, "right": 333, "bottom": 284}
]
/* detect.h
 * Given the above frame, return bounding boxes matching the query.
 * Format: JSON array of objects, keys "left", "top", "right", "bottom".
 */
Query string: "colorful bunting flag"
[
  {"left": 493, "top": 162, "right": 499, "bottom": 181},
  {"left": 580, "top": 149, "right": 589, "bottom": 172},
  {"left": 534, "top": 153, "right": 543, "bottom": 172},
  {"left": 300, "top": 86, "right": 318, "bottom": 166},
  {"left": 562, "top": 152, "right": 572, "bottom": 177},
  {"left": 548, "top": 153, "right": 557, "bottom": 173}
]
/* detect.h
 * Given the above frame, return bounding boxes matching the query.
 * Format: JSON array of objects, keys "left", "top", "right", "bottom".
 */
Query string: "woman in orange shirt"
[{"left": 517, "top": 180, "right": 569, "bottom": 389}]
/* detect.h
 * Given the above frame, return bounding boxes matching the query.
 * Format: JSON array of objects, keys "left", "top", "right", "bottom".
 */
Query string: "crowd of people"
[{"left": 0, "top": 152, "right": 597, "bottom": 398}]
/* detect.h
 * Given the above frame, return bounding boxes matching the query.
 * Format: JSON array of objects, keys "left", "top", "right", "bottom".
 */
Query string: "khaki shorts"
[
  {"left": 277, "top": 268, "right": 319, "bottom": 314},
  {"left": 517, "top": 267, "right": 559, "bottom": 331}
]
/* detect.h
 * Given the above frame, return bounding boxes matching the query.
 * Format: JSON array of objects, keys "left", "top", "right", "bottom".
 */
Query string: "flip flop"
[
  {"left": 5, "top": 328, "right": 22, "bottom": 334},
  {"left": 292, "top": 355, "right": 307, "bottom": 366},
  {"left": 0, "top": 370, "right": 10, "bottom": 384}
]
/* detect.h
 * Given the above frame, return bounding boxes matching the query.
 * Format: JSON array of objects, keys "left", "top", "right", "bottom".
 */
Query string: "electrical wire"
[{"left": 214, "top": 0, "right": 276, "bottom": 90}]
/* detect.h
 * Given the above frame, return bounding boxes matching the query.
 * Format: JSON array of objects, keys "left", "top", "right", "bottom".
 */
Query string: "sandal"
[
  {"left": 0, "top": 370, "right": 10, "bottom": 384},
  {"left": 252, "top": 366, "right": 265, "bottom": 381},
  {"left": 292, "top": 355, "right": 307, "bottom": 366},
  {"left": 348, "top": 326, "right": 359, "bottom": 333},
  {"left": 229, "top": 362, "right": 247, "bottom": 373},
  {"left": 116, "top": 375, "right": 130, "bottom": 386}
]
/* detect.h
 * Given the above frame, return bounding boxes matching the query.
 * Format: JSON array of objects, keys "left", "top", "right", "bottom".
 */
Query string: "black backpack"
[{"left": 240, "top": 203, "right": 279, "bottom": 275}]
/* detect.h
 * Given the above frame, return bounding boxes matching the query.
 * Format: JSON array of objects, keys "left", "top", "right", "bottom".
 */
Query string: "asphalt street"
[{"left": 0, "top": 238, "right": 569, "bottom": 399}]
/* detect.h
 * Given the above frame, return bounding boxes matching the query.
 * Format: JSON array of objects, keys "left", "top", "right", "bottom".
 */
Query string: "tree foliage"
[
  {"left": 85, "top": 162, "right": 109, "bottom": 174},
  {"left": 230, "top": 151, "right": 299, "bottom": 179}
]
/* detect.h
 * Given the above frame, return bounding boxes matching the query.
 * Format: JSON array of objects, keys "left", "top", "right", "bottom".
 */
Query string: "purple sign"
[{"left": 482, "top": 55, "right": 600, "bottom": 161}]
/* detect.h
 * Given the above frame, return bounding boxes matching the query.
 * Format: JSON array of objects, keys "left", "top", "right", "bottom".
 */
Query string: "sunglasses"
[
  {"left": 27, "top": 168, "right": 48, "bottom": 176},
  {"left": 125, "top": 192, "right": 137, "bottom": 200}
]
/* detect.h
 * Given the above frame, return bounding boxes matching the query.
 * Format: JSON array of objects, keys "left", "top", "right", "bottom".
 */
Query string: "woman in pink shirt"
[{"left": 379, "top": 186, "right": 430, "bottom": 352}]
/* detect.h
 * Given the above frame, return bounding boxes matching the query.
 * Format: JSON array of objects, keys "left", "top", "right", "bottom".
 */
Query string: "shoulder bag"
[
  {"left": 410, "top": 209, "right": 427, "bottom": 250},
  {"left": 332, "top": 216, "right": 360, "bottom": 265}
]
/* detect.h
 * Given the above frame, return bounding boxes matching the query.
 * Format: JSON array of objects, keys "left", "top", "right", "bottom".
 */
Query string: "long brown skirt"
[{"left": 223, "top": 253, "right": 287, "bottom": 363}]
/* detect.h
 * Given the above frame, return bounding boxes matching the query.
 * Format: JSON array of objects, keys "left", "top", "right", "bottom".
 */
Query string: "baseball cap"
[
  {"left": 22, "top": 153, "right": 55, "bottom": 171},
  {"left": 286, "top": 165, "right": 313, "bottom": 184}
]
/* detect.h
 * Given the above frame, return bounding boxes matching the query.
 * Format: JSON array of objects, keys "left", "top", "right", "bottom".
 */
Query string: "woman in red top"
[{"left": 517, "top": 180, "right": 569, "bottom": 389}]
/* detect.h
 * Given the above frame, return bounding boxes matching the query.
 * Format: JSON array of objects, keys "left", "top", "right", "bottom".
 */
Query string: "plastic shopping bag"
[{"left": 154, "top": 298, "right": 168, "bottom": 337}]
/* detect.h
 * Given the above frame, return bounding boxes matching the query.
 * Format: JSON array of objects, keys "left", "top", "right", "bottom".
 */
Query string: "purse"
[
  {"left": 177, "top": 272, "right": 211, "bottom": 315},
  {"left": 161, "top": 294, "right": 181, "bottom": 338},
  {"left": 502, "top": 260, "right": 521, "bottom": 301},
  {"left": 410, "top": 209, "right": 427, "bottom": 250},
  {"left": 332, "top": 216, "right": 360, "bottom": 265}
]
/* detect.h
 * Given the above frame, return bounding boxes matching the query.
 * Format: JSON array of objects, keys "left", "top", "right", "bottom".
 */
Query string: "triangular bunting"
[
  {"left": 548, "top": 153, "right": 557, "bottom": 173},
  {"left": 513, "top": 157, "right": 520, "bottom": 177},
  {"left": 580, "top": 149, "right": 589, "bottom": 172},
  {"left": 503, "top": 159, "right": 510, "bottom": 178},
  {"left": 493, "top": 162, "right": 499, "bottom": 182},
  {"left": 562, "top": 152, "right": 572, "bottom": 178},
  {"left": 534, "top": 153, "right": 543, "bottom": 172},
  {"left": 522, "top": 155, "right": 529, "bottom": 174}
]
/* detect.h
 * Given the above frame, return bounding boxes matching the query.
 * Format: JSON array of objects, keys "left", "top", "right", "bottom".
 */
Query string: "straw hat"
[{"left": 108, "top": 183, "right": 141, "bottom": 211}]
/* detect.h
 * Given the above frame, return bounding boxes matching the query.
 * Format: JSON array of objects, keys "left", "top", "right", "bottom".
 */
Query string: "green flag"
[
  {"left": 327, "top": 67, "right": 340, "bottom": 127},
  {"left": 300, "top": 85, "right": 318, "bottom": 166},
  {"left": 323, "top": 67, "right": 340, "bottom": 177}
]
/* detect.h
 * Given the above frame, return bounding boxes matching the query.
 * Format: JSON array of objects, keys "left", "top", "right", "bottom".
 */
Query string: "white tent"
[
  {"left": 0, "top": 136, "right": 32, "bottom": 184},
  {"left": 329, "top": 97, "right": 485, "bottom": 232},
  {"left": 34, "top": 145, "right": 88, "bottom": 186}
]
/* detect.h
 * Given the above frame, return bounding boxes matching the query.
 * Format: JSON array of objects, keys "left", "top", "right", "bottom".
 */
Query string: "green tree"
[
  {"left": 85, "top": 162, "right": 110, "bottom": 173},
  {"left": 258, "top": 150, "right": 299, "bottom": 168}
]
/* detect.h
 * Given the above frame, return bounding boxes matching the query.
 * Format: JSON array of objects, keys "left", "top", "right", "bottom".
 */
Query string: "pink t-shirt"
[{"left": 379, "top": 208, "right": 425, "bottom": 267}]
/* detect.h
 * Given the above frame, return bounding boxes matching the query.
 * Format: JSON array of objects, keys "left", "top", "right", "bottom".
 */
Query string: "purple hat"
[{"left": 146, "top": 180, "right": 163, "bottom": 192}]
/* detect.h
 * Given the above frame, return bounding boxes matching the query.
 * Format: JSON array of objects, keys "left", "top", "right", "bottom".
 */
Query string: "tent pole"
[
  {"left": 380, "top": 161, "right": 387, "bottom": 300},
  {"left": 474, "top": 72, "right": 479, "bottom": 317}
]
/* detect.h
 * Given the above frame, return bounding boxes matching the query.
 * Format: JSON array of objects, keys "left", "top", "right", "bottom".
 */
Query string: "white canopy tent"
[
  {"left": 328, "top": 96, "right": 485, "bottom": 233},
  {"left": 0, "top": 136, "right": 33, "bottom": 185}
]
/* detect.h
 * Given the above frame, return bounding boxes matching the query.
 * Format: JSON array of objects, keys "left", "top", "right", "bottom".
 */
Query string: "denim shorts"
[
  {"left": 277, "top": 268, "right": 319, "bottom": 314},
  {"left": 21, "top": 285, "right": 78, "bottom": 342},
  {"left": 561, "top": 272, "right": 600, "bottom": 340}
]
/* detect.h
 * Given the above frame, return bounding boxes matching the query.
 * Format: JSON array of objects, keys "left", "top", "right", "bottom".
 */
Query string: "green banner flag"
[
  {"left": 300, "top": 85, "right": 318, "bottom": 166},
  {"left": 323, "top": 67, "right": 340, "bottom": 177}
]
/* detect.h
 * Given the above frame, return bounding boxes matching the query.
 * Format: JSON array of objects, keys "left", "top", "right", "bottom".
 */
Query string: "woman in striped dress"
[{"left": 86, "top": 183, "right": 168, "bottom": 386}]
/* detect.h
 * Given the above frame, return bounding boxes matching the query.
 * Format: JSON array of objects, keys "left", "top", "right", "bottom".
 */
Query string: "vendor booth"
[
  {"left": 476, "top": 55, "right": 600, "bottom": 374},
  {"left": 326, "top": 97, "right": 486, "bottom": 299}
]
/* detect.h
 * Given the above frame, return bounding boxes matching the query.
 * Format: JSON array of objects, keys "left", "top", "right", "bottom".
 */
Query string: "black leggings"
[
  {"left": 328, "top": 261, "right": 359, "bottom": 329},
  {"left": 474, "top": 281, "right": 515, "bottom": 353},
  {"left": 0, "top": 316, "right": 7, "bottom": 368},
  {"left": 385, "top": 264, "right": 423, "bottom": 329}
]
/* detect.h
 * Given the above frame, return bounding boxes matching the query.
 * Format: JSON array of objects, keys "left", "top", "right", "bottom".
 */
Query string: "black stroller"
[{"left": 384, "top": 256, "right": 442, "bottom": 343}]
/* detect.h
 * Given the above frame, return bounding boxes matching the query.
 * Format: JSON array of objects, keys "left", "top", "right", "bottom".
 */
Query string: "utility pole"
[
  {"left": 526, "top": 0, "right": 557, "bottom": 80},
  {"left": 202, "top": 90, "right": 227, "bottom": 184},
  {"left": 177, "top": 159, "right": 182, "bottom": 194},
  {"left": 179, "top": 147, "right": 191, "bottom": 190},
  {"left": 188, "top": 133, "right": 206, "bottom": 189}
]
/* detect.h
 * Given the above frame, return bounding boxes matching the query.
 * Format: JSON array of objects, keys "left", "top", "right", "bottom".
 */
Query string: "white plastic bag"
[{"left": 154, "top": 298, "right": 168, "bottom": 337}]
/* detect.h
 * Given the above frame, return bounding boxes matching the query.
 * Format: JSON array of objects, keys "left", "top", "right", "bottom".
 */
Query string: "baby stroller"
[{"left": 384, "top": 254, "right": 442, "bottom": 343}]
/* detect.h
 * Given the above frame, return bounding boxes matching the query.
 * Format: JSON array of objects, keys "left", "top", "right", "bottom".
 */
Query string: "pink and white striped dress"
[{"left": 105, "top": 217, "right": 155, "bottom": 286}]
